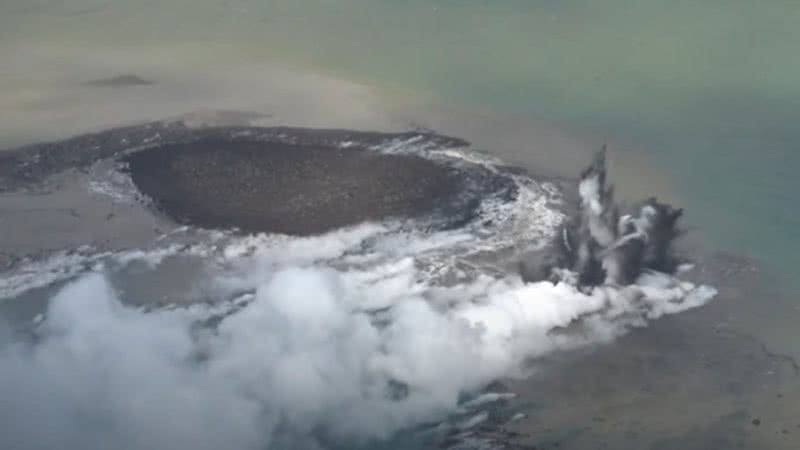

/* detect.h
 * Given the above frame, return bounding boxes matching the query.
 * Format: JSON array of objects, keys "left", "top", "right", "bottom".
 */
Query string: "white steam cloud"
[{"left": 0, "top": 223, "right": 716, "bottom": 450}]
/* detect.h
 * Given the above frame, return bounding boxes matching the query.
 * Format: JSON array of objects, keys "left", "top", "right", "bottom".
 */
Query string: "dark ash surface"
[
  {"left": 0, "top": 121, "right": 518, "bottom": 236},
  {"left": 126, "top": 140, "right": 467, "bottom": 235}
]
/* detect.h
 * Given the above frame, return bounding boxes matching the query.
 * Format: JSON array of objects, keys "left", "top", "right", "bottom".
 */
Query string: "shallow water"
[{"left": 1, "top": 1, "right": 799, "bottom": 449}]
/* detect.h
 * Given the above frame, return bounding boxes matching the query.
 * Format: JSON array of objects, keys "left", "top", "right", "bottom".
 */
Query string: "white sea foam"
[
  {"left": 0, "top": 222, "right": 716, "bottom": 450},
  {"left": 87, "top": 159, "right": 141, "bottom": 204},
  {"left": 0, "top": 247, "right": 109, "bottom": 299}
]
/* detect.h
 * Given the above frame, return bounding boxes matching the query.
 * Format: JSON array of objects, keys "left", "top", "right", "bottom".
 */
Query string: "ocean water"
[
  {"left": 1, "top": 1, "right": 799, "bottom": 449},
  {"left": 3, "top": 0, "right": 798, "bottom": 273}
]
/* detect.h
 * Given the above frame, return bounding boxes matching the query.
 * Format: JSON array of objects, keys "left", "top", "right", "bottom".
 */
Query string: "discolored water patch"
[
  {"left": 125, "top": 140, "right": 472, "bottom": 235},
  {"left": 83, "top": 75, "right": 155, "bottom": 87}
]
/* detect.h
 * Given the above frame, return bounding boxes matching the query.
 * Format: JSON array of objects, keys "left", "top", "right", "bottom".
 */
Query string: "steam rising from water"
[{"left": 0, "top": 143, "right": 716, "bottom": 450}]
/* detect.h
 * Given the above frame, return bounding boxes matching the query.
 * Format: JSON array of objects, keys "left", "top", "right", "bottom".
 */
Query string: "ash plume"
[{"left": 520, "top": 146, "right": 685, "bottom": 287}]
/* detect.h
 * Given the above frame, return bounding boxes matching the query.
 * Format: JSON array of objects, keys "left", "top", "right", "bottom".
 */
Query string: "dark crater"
[
  {"left": 126, "top": 140, "right": 479, "bottom": 235},
  {"left": 1, "top": 120, "right": 518, "bottom": 235}
]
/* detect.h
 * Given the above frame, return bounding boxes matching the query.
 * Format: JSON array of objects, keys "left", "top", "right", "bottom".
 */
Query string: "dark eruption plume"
[{"left": 520, "top": 147, "right": 684, "bottom": 287}]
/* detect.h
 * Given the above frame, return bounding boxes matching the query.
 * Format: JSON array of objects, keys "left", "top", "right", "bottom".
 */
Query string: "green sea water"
[{"left": 2, "top": 1, "right": 798, "bottom": 327}]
